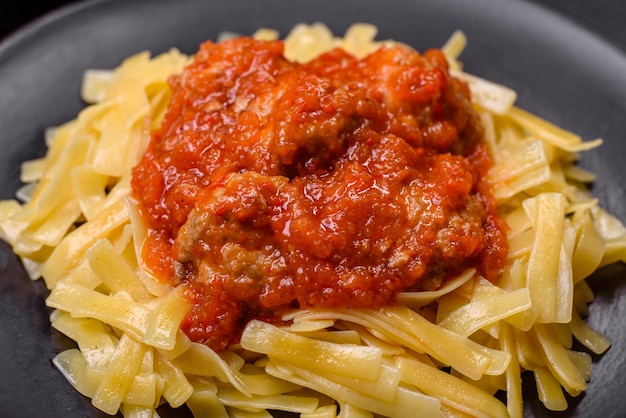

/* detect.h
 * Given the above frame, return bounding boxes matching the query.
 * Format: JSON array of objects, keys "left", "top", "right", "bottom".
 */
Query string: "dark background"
[
  {"left": 1, "top": 0, "right": 82, "bottom": 39},
  {"left": 3, "top": 1, "right": 626, "bottom": 53}
]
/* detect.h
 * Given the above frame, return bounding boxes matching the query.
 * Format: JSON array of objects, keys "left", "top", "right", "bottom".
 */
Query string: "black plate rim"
[{"left": 1, "top": 1, "right": 626, "bottom": 418}]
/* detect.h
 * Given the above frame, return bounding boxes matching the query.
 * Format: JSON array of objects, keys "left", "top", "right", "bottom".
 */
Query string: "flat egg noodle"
[{"left": 0, "top": 23, "right": 625, "bottom": 418}]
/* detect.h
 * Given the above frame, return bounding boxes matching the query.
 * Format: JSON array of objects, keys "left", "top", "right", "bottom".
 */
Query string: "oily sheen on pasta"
[{"left": 1, "top": 23, "right": 625, "bottom": 418}]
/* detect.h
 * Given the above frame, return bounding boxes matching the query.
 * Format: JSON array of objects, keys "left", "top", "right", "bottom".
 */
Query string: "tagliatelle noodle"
[{"left": 1, "top": 22, "right": 625, "bottom": 418}]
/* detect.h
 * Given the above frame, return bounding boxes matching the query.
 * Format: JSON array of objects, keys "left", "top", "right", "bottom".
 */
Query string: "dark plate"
[{"left": 1, "top": 0, "right": 626, "bottom": 417}]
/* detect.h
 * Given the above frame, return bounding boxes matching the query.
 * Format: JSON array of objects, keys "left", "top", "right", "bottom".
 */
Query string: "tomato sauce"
[{"left": 131, "top": 37, "right": 508, "bottom": 351}]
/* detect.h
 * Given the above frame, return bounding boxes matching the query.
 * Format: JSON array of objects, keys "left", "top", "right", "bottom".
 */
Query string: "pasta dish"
[{"left": 1, "top": 23, "right": 624, "bottom": 418}]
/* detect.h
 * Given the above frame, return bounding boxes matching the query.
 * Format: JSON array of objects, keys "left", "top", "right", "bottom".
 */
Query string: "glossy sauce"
[{"left": 131, "top": 37, "right": 508, "bottom": 351}]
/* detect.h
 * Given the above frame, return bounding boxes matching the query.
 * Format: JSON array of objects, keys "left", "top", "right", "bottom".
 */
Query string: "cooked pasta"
[{"left": 1, "top": 22, "right": 625, "bottom": 418}]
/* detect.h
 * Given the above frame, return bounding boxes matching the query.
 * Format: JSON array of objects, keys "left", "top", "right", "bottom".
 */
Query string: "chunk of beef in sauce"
[{"left": 131, "top": 37, "right": 508, "bottom": 351}]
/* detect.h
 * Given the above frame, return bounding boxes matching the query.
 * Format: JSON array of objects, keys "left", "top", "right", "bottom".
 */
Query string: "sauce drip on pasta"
[{"left": 131, "top": 37, "right": 508, "bottom": 351}]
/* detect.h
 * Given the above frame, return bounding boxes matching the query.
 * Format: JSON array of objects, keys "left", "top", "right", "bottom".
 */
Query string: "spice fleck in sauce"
[{"left": 131, "top": 37, "right": 508, "bottom": 351}]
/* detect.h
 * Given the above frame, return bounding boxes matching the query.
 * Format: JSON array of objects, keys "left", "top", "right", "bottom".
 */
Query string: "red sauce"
[{"left": 131, "top": 37, "right": 508, "bottom": 351}]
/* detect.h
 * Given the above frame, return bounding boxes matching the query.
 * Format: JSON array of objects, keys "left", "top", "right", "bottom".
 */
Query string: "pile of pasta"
[{"left": 1, "top": 23, "right": 626, "bottom": 418}]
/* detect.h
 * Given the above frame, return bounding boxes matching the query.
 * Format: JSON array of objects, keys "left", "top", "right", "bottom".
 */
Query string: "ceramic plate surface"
[{"left": 1, "top": 1, "right": 626, "bottom": 416}]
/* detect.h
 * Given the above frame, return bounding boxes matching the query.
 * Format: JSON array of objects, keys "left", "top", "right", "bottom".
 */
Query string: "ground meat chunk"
[{"left": 131, "top": 37, "right": 508, "bottom": 351}]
